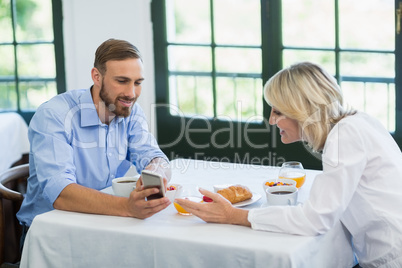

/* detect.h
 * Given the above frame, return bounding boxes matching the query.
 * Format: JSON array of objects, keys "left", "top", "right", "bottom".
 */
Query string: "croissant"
[{"left": 217, "top": 185, "right": 252, "bottom": 204}]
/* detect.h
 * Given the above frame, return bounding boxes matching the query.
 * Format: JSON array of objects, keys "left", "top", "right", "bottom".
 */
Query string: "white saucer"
[{"left": 233, "top": 192, "right": 262, "bottom": 207}]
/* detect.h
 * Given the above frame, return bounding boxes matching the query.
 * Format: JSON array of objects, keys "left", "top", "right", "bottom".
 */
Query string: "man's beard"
[{"left": 99, "top": 83, "right": 136, "bottom": 118}]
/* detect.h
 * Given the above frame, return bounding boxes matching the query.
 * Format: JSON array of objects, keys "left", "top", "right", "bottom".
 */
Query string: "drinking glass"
[
  {"left": 278, "top": 161, "right": 306, "bottom": 188},
  {"left": 173, "top": 185, "right": 202, "bottom": 215}
]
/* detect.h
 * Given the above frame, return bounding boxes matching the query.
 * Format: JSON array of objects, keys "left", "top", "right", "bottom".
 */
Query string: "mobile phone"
[{"left": 141, "top": 170, "right": 165, "bottom": 200}]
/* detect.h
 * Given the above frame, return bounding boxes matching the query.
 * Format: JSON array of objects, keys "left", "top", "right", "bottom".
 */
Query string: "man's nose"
[{"left": 125, "top": 84, "right": 137, "bottom": 99}]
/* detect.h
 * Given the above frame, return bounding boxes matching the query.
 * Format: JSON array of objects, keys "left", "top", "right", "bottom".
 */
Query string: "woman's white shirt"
[{"left": 248, "top": 112, "right": 402, "bottom": 267}]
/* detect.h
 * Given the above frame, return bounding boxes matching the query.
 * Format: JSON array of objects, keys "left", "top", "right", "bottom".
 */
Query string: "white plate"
[{"left": 233, "top": 192, "right": 262, "bottom": 207}]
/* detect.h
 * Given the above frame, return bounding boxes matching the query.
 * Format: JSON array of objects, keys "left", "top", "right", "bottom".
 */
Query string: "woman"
[{"left": 175, "top": 62, "right": 402, "bottom": 267}]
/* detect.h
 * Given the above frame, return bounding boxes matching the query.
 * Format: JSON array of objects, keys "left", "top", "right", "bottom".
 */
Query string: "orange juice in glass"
[
  {"left": 278, "top": 162, "right": 306, "bottom": 188},
  {"left": 173, "top": 196, "right": 202, "bottom": 215}
]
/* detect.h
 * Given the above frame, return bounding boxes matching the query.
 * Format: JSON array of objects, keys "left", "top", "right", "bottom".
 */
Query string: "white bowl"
[
  {"left": 262, "top": 178, "right": 297, "bottom": 192},
  {"left": 112, "top": 175, "right": 140, "bottom": 197},
  {"left": 165, "top": 183, "right": 183, "bottom": 203}
]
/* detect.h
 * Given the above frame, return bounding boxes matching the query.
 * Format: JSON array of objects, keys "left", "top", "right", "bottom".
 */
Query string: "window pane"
[
  {"left": 15, "top": 0, "right": 54, "bottom": 42},
  {"left": 282, "top": 0, "right": 335, "bottom": 48},
  {"left": 283, "top": 49, "right": 336, "bottom": 74},
  {"left": 339, "top": 0, "right": 394, "bottom": 50},
  {"left": 0, "top": 45, "right": 15, "bottom": 76},
  {"left": 216, "top": 77, "right": 263, "bottom": 119},
  {"left": 0, "top": 82, "right": 17, "bottom": 110},
  {"left": 169, "top": 75, "right": 213, "bottom": 117},
  {"left": 213, "top": 0, "right": 261, "bottom": 45},
  {"left": 340, "top": 52, "right": 394, "bottom": 78},
  {"left": 342, "top": 81, "right": 395, "bottom": 132},
  {"left": 19, "top": 81, "right": 57, "bottom": 111},
  {"left": 17, "top": 44, "right": 56, "bottom": 77},
  {"left": 215, "top": 47, "right": 261, "bottom": 73},
  {"left": 166, "top": 0, "right": 211, "bottom": 44},
  {"left": 168, "top": 45, "right": 212, "bottom": 72},
  {"left": 0, "top": 0, "right": 13, "bottom": 42},
  {"left": 0, "top": 0, "right": 63, "bottom": 114}
]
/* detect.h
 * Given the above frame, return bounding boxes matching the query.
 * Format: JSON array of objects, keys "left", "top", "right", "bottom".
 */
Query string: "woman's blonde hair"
[{"left": 264, "top": 62, "right": 356, "bottom": 151}]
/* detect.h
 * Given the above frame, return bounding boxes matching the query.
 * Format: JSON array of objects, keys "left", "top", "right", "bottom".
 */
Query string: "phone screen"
[{"left": 141, "top": 171, "right": 165, "bottom": 200}]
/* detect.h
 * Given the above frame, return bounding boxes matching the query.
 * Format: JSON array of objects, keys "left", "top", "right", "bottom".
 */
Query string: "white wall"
[{"left": 62, "top": 0, "right": 157, "bottom": 134}]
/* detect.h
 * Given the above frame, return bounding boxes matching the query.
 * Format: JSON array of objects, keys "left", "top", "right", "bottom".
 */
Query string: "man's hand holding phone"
[
  {"left": 140, "top": 170, "right": 167, "bottom": 200},
  {"left": 125, "top": 170, "right": 170, "bottom": 219}
]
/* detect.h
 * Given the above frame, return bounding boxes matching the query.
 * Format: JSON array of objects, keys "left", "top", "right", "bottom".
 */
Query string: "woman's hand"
[{"left": 174, "top": 188, "right": 251, "bottom": 227}]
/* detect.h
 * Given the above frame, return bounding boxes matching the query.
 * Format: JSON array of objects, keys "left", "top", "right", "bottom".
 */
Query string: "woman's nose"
[{"left": 268, "top": 112, "right": 276, "bottom": 125}]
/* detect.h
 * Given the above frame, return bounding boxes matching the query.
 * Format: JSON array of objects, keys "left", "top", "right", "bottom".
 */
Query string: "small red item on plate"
[
  {"left": 167, "top": 185, "right": 177, "bottom": 191},
  {"left": 203, "top": 196, "right": 213, "bottom": 202}
]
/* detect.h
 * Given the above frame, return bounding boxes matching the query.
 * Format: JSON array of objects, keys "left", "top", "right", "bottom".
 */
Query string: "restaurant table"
[
  {"left": 20, "top": 159, "right": 356, "bottom": 268},
  {"left": 0, "top": 112, "right": 29, "bottom": 173}
]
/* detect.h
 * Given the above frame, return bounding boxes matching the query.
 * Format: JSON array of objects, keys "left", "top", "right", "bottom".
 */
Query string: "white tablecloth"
[
  {"left": 20, "top": 159, "right": 356, "bottom": 268},
  {"left": 0, "top": 112, "right": 29, "bottom": 172}
]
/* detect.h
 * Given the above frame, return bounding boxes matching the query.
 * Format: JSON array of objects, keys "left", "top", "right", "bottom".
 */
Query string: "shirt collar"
[{"left": 79, "top": 87, "right": 102, "bottom": 127}]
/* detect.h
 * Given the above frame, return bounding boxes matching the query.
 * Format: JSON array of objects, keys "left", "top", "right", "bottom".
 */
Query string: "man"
[{"left": 17, "top": 39, "right": 171, "bottom": 229}]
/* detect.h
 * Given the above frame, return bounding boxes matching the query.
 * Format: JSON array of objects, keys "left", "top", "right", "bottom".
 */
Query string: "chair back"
[{"left": 0, "top": 164, "right": 29, "bottom": 265}]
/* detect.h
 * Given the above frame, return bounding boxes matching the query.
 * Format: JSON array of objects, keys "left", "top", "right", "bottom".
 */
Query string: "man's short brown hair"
[{"left": 94, "top": 39, "right": 142, "bottom": 75}]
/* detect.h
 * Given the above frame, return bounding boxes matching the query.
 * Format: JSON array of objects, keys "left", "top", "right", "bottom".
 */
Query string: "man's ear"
[{"left": 91, "top": 67, "right": 102, "bottom": 85}]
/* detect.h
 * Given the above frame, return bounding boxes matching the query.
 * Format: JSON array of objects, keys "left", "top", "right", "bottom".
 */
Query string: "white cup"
[
  {"left": 112, "top": 175, "right": 140, "bottom": 197},
  {"left": 265, "top": 186, "right": 298, "bottom": 206}
]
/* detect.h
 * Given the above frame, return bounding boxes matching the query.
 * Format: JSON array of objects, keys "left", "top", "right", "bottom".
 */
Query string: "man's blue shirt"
[{"left": 17, "top": 88, "right": 168, "bottom": 226}]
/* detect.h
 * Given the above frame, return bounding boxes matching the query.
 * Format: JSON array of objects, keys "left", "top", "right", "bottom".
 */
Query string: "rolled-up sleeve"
[{"left": 248, "top": 121, "right": 367, "bottom": 235}]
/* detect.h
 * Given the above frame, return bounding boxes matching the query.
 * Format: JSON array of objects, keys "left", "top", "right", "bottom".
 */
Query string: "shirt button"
[{"left": 108, "top": 153, "right": 112, "bottom": 157}]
